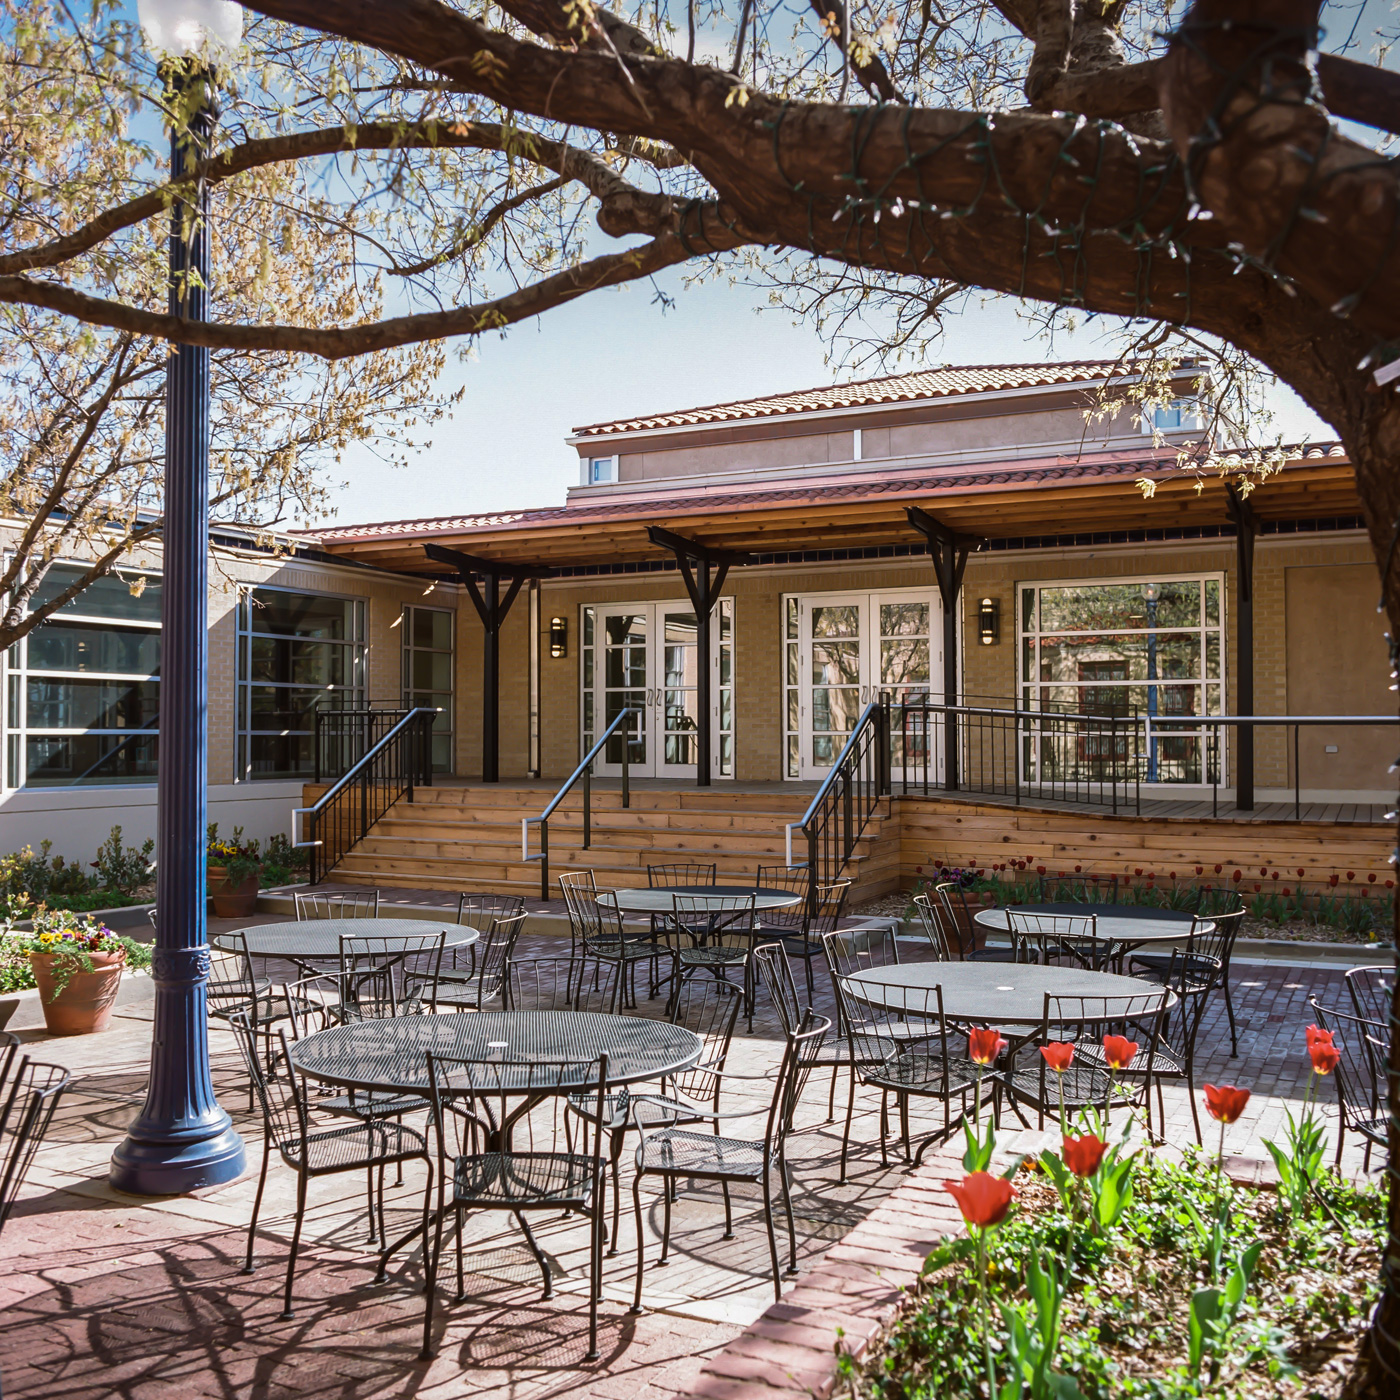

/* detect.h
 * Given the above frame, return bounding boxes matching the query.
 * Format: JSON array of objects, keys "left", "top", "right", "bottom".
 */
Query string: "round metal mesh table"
[
  {"left": 213, "top": 917, "right": 478, "bottom": 964},
  {"left": 601, "top": 886, "right": 802, "bottom": 914},
  {"left": 844, "top": 962, "right": 1165, "bottom": 1025},
  {"left": 973, "top": 902, "right": 1210, "bottom": 951},
  {"left": 287, "top": 1011, "right": 703, "bottom": 1094}
]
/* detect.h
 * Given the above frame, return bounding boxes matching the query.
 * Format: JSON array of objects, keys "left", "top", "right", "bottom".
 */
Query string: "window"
[
  {"left": 588, "top": 456, "right": 616, "bottom": 484},
  {"left": 401, "top": 604, "right": 454, "bottom": 772},
  {"left": 1019, "top": 576, "right": 1224, "bottom": 785},
  {"left": 717, "top": 597, "right": 734, "bottom": 778},
  {"left": 3, "top": 563, "right": 161, "bottom": 788},
  {"left": 1147, "top": 399, "right": 1202, "bottom": 432},
  {"left": 236, "top": 587, "right": 365, "bottom": 780},
  {"left": 580, "top": 604, "right": 595, "bottom": 759}
]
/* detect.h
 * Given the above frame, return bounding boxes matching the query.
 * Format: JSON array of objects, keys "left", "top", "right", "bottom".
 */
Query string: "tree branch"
[
  {"left": 0, "top": 231, "right": 742, "bottom": 359},
  {"left": 807, "top": 0, "right": 904, "bottom": 104}
]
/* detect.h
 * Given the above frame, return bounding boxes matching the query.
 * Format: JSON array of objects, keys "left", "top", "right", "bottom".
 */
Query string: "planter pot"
[
  {"left": 208, "top": 866, "right": 260, "bottom": 918},
  {"left": 27, "top": 949, "right": 126, "bottom": 1035}
]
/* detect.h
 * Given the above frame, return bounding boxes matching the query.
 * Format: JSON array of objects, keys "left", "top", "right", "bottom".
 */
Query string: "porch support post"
[
  {"left": 424, "top": 543, "right": 546, "bottom": 783},
  {"left": 1225, "top": 486, "right": 1260, "bottom": 811},
  {"left": 646, "top": 527, "right": 754, "bottom": 787},
  {"left": 906, "top": 507, "right": 982, "bottom": 792}
]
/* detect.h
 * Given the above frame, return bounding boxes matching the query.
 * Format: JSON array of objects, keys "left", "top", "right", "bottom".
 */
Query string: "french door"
[
  {"left": 586, "top": 601, "right": 733, "bottom": 779},
  {"left": 783, "top": 589, "right": 943, "bottom": 782}
]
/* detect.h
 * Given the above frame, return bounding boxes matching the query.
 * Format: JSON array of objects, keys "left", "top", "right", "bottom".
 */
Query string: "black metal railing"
[
  {"left": 295, "top": 708, "right": 435, "bottom": 882},
  {"left": 1151, "top": 713, "right": 1400, "bottom": 818},
  {"left": 314, "top": 707, "right": 422, "bottom": 783},
  {"left": 787, "top": 700, "right": 890, "bottom": 913},
  {"left": 522, "top": 708, "right": 638, "bottom": 901},
  {"left": 891, "top": 699, "right": 1142, "bottom": 814}
]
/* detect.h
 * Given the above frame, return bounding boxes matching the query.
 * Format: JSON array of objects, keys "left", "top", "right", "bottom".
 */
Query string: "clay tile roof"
[{"left": 571, "top": 361, "right": 1144, "bottom": 437}]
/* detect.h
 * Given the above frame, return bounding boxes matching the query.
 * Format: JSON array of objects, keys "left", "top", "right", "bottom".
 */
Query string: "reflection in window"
[
  {"left": 402, "top": 604, "right": 454, "bottom": 773},
  {"left": 1020, "top": 576, "right": 1225, "bottom": 785},
  {"left": 236, "top": 587, "right": 365, "bottom": 780},
  {"left": 4, "top": 563, "right": 161, "bottom": 788}
]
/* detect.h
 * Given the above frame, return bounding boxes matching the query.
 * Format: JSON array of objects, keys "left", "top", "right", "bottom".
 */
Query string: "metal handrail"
[
  {"left": 314, "top": 706, "right": 415, "bottom": 783},
  {"left": 785, "top": 700, "right": 889, "bottom": 914},
  {"left": 522, "top": 707, "right": 638, "bottom": 900},
  {"left": 292, "top": 706, "right": 435, "bottom": 881}
]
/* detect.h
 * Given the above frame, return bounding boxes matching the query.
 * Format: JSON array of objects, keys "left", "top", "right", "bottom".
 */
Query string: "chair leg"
[
  {"left": 630, "top": 1173, "right": 647, "bottom": 1313},
  {"left": 607, "top": 1130, "right": 626, "bottom": 1257},
  {"left": 759, "top": 1171, "right": 783, "bottom": 1302},
  {"left": 804, "top": 953, "right": 815, "bottom": 1005},
  {"left": 365, "top": 1164, "right": 377, "bottom": 1245},
  {"left": 827, "top": 1063, "right": 838, "bottom": 1122},
  {"left": 516, "top": 1211, "right": 553, "bottom": 1298},
  {"left": 720, "top": 1180, "right": 734, "bottom": 1240},
  {"left": 280, "top": 1172, "right": 309, "bottom": 1322},
  {"left": 586, "top": 1195, "right": 602, "bottom": 1363},
  {"left": 243, "top": 1137, "right": 271, "bottom": 1274},
  {"left": 658, "top": 1180, "right": 673, "bottom": 1264},
  {"left": 778, "top": 1153, "right": 798, "bottom": 1277},
  {"left": 839, "top": 1066, "right": 857, "bottom": 1184},
  {"left": 1223, "top": 981, "right": 1239, "bottom": 1057},
  {"left": 420, "top": 1177, "right": 446, "bottom": 1360}
]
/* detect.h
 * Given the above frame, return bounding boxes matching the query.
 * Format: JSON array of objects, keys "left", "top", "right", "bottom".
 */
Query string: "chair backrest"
[
  {"left": 911, "top": 893, "right": 954, "bottom": 960},
  {"left": 753, "top": 865, "right": 810, "bottom": 933},
  {"left": 295, "top": 888, "right": 380, "bottom": 921},
  {"left": 933, "top": 882, "right": 978, "bottom": 958},
  {"left": 1311, "top": 997, "right": 1386, "bottom": 1126},
  {"left": 506, "top": 956, "right": 619, "bottom": 1012},
  {"left": 1006, "top": 910, "right": 1103, "bottom": 968},
  {"left": 338, "top": 930, "right": 446, "bottom": 1017},
  {"left": 558, "top": 871, "right": 625, "bottom": 951},
  {"left": 805, "top": 881, "right": 852, "bottom": 942},
  {"left": 426, "top": 1051, "right": 609, "bottom": 1186},
  {"left": 455, "top": 892, "right": 525, "bottom": 927},
  {"left": 668, "top": 893, "right": 756, "bottom": 948},
  {"left": 471, "top": 911, "right": 527, "bottom": 1007},
  {"left": 1190, "top": 907, "right": 1244, "bottom": 969},
  {"left": 753, "top": 941, "right": 803, "bottom": 1035},
  {"left": 667, "top": 978, "right": 743, "bottom": 1103},
  {"left": 647, "top": 863, "right": 717, "bottom": 888},
  {"left": 227, "top": 1010, "right": 307, "bottom": 1154},
  {"left": 206, "top": 931, "right": 259, "bottom": 1017},
  {"left": 281, "top": 972, "right": 352, "bottom": 1039},
  {"left": 0, "top": 1055, "right": 69, "bottom": 1235},
  {"left": 1344, "top": 965, "right": 1393, "bottom": 1031},
  {"left": 767, "top": 1016, "right": 832, "bottom": 1145},
  {"left": 1041, "top": 988, "right": 1169, "bottom": 1074},
  {"left": 1155, "top": 948, "right": 1221, "bottom": 1060},
  {"left": 820, "top": 923, "right": 901, "bottom": 980},
  {"left": 835, "top": 973, "right": 946, "bottom": 1062}
]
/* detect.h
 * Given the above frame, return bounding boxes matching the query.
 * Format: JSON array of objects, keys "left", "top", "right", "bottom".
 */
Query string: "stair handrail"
[
  {"left": 292, "top": 706, "right": 436, "bottom": 882},
  {"left": 785, "top": 699, "right": 889, "bottom": 914},
  {"left": 523, "top": 707, "right": 638, "bottom": 901}
]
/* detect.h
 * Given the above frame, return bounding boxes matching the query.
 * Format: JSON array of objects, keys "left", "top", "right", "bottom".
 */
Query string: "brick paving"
[{"left": 0, "top": 911, "right": 1384, "bottom": 1400}]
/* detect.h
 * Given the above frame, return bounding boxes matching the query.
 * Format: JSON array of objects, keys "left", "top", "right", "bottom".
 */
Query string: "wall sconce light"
[
  {"left": 977, "top": 597, "right": 1000, "bottom": 646},
  {"left": 549, "top": 616, "right": 568, "bottom": 659}
]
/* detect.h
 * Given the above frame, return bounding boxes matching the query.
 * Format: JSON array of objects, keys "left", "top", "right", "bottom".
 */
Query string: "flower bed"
[{"left": 839, "top": 1031, "right": 1384, "bottom": 1400}]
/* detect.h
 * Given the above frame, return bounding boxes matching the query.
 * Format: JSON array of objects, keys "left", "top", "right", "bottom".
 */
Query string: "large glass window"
[
  {"left": 3, "top": 562, "right": 161, "bottom": 788},
  {"left": 236, "top": 587, "right": 366, "bottom": 780},
  {"left": 401, "top": 604, "right": 454, "bottom": 773},
  {"left": 1019, "top": 576, "right": 1225, "bottom": 784}
]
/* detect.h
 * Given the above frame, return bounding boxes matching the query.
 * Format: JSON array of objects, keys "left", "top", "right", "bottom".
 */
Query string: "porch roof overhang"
[{"left": 307, "top": 443, "right": 1359, "bottom": 576}]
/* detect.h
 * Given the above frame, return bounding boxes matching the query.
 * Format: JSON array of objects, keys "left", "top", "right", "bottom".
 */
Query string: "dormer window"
[
  {"left": 588, "top": 456, "right": 617, "bottom": 484},
  {"left": 1146, "top": 399, "right": 1202, "bottom": 433}
]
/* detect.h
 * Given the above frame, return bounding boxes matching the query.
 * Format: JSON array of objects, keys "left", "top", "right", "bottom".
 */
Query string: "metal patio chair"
[
  {"left": 644, "top": 863, "right": 716, "bottom": 991},
  {"left": 229, "top": 1011, "right": 432, "bottom": 1321},
  {"left": 629, "top": 1016, "right": 827, "bottom": 1310},
  {"left": 820, "top": 924, "right": 937, "bottom": 1044},
  {"left": 1129, "top": 904, "right": 1245, "bottom": 1056},
  {"left": 831, "top": 973, "right": 988, "bottom": 1168},
  {"left": 206, "top": 929, "right": 283, "bottom": 1107},
  {"left": 294, "top": 887, "right": 381, "bottom": 921},
  {"left": 664, "top": 891, "right": 759, "bottom": 1028},
  {"left": 505, "top": 955, "right": 623, "bottom": 1013},
  {"left": 1006, "top": 988, "right": 1168, "bottom": 1130},
  {"left": 910, "top": 893, "right": 956, "bottom": 960},
  {"left": 558, "top": 870, "right": 656, "bottom": 1008},
  {"left": 1345, "top": 964, "right": 1394, "bottom": 1036},
  {"left": 935, "top": 882, "right": 1019, "bottom": 963},
  {"left": 0, "top": 1053, "right": 71, "bottom": 1238},
  {"left": 568, "top": 975, "right": 741, "bottom": 1255},
  {"left": 337, "top": 929, "right": 446, "bottom": 1019},
  {"left": 1310, "top": 998, "right": 1388, "bottom": 1170},
  {"left": 451, "top": 892, "right": 525, "bottom": 980},
  {"left": 422, "top": 1051, "right": 613, "bottom": 1361},
  {"left": 1006, "top": 910, "right": 1111, "bottom": 970},
  {"left": 434, "top": 911, "right": 526, "bottom": 1011},
  {"left": 750, "top": 873, "right": 852, "bottom": 1003}
]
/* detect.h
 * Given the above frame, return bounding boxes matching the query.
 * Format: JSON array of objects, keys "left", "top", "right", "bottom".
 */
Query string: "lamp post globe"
[{"left": 110, "top": 0, "right": 246, "bottom": 1196}]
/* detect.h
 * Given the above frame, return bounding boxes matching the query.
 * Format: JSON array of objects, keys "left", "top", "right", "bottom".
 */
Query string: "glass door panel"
[
  {"left": 660, "top": 608, "right": 700, "bottom": 776},
  {"left": 601, "top": 611, "right": 648, "bottom": 768}
]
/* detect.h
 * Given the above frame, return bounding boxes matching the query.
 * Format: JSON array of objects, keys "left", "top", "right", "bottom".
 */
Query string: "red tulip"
[
  {"left": 1101, "top": 1035, "right": 1138, "bottom": 1070},
  {"left": 1040, "top": 1041, "right": 1074, "bottom": 1073},
  {"left": 945, "top": 1172, "right": 1015, "bottom": 1228},
  {"left": 1061, "top": 1133, "right": 1108, "bottom": 1178},
  {"left": 1369, "top": 873, "right": 1377, "bottom": 884},
  {"left": 1204, "top": 1083, "right": 1251, "bottom": 1124},
  {"left": 1297, "top": 868, "right": 1305, "bottom": 879},
  {"left": 968, "top": 1028, "right": 1007, "bottom": 1067},
  {"left": 1305, "top": 1024, "right": 1334, "bottom": 1049},
  {"left": 1232, "top": 870, "right": 1242, "bottom": 882},
  {"left": 1309, "top": 1042, "right": 1341, "bottom": 1075},
  {"left": 1347, "top": 871, "right": 1356, "bottom": 881}
]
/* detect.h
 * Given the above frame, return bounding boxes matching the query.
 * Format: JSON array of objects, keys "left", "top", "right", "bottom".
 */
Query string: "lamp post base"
[{"left": 110, "top": 1119, "right": 245, "bottom": 1196}]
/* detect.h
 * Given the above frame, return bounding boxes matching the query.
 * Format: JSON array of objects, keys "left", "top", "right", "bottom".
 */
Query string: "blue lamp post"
[{"left": 110, "top": 0, "right": 246, "bottom": 1195}]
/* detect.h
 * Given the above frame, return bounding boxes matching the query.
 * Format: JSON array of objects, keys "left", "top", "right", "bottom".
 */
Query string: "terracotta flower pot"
[
  {"left": 208, "top": 865, "right": 260, "bottom": 918},
  {"left": 28, "top": 948, "right": 126, "bottom": 1036}
]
